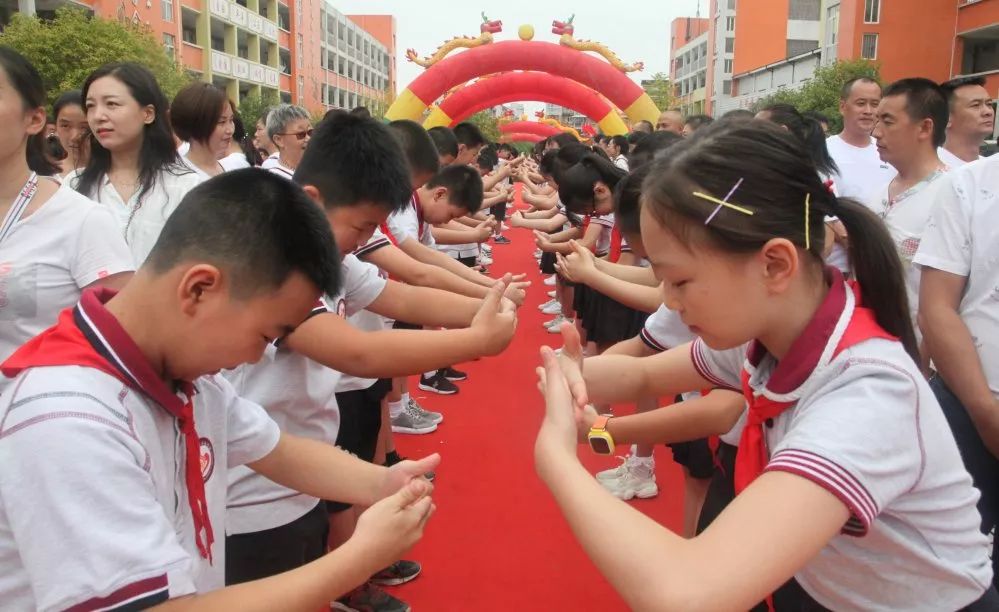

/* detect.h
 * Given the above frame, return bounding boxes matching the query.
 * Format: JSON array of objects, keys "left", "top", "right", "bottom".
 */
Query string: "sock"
[
  {"left": 388, "top": 398, "right": 405, "bottom": 419},
  {"left": 424, "top": 370, "right": 437, "bottom": 379},
  {"left": 401, "top": 392, "right": 410, "bottom": 406}
]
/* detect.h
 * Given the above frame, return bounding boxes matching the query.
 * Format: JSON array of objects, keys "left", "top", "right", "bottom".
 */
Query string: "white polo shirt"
[
  {"left": 589, "top": 213, "right": 614, "bottom": 257},
  {"left": 384, "top": 193, "right": 435, "bottom": 248},
  {"left": 225, "top": 254, "right": 386, "bottom": 534},
  {"left": 937, "top": 146, "right": 981, "bottom": 169},
  {"left": 220, "top": 152, "right": 251, "bottom": 171},
  {"left": 265, "top": 160, "right": 295, "bottom": 180},
  {"left": 68, "top": 167, "right": 204, "bottom": 267},
  {"left": 612, "top": 155, "right": 629, "bottom": 171},
  {"left": 0, "top": 184, "right": 134, "bottom": 375},
  {"left": 826, "top": 135, "right": 895, "bottom": 201},
  {"left": 0, "top": 292, "right": 280, "bottom": 608},
  {"left": 863, "top": 169, "right": 949, "bottom": 325},
  {"left": 690, "top": 276, "right": 993, "bottom": 610},
  {"left": 914, "top": 155, "right": 999, "bottom": 397}
]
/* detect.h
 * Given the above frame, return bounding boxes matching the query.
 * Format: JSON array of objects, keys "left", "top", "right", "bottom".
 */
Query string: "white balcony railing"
[
  {"left": 209, "top": 0, "right": 279, "bottom": 42},
  {"left": 212, "top": 51, "right": 281, "bottom": 87}
]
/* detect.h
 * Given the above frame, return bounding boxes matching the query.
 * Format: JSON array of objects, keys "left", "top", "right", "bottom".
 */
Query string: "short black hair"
[
  {"left": 427, "top": 165, "right": 484, "bottom": 213},
  {"left": 389, "top": 119, "right": 440, "bottom": 179},
  {"left": 628, "top": 131, "right": 650, "bottom": 146},
  {"left": 551, "top": 132, "right": 579, "bottom": 149},
  {"left": 722, "top": 108, "right": 755, "bottom": 121},
  {"left": 634, "top": 119, "right": 655, "bottom": 133},
  {"left": 609, "top": 135, "right": 630, "bottom": 155},
  {"left": 453, "top": 122, "right": 487, "bottom": 147},
  {"left": 350, "top": 106, "right": 371, "bottom": 119},
  {"left": 941, "top": 75, "right": 987, "bottom": 107},
  {"left": 628, "top": 130, "right": 682, "bottom": 169},
  {"left": 428, "top": 126, "right": 458, "bottom": 158},
  {"left": 614, "top": 163, "right": 651, "bottom": 236},
  {"left": 477, "top": 147, "right": 498, "bottom": 170},
  {"left": 170, "top": 82, "right": 229, "bottom": 144},
  {"left": 841, "top": 77, "right": 881, "bottom": 101},
  {"left": 497, "top": 143, "right": 518, "bottom": 157},
  {"left": 294, "top": 113, "right": 411, "bottom": 212},
  {"left": 883, "top": 78, "right": 949, "bottom": 148},
  {"left": 684, "top": 114, "right": 714, "bottom": 132},
  {"left": 146, "top": 168, "right": 341, "bottom": 299}
]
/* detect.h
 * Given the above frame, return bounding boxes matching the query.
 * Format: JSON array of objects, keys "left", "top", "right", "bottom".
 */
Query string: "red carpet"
[{"left": 391, "top": 227, "right": 685, "bottom": 611}]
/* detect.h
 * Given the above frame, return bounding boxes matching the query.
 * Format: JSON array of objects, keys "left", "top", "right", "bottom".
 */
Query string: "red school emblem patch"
[{"left": 199, "top": 437, "right": 215, "bottom": 482}]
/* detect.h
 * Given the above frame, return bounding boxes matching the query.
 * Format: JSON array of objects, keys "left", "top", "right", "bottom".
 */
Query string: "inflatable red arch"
[
  {"left": 386, "top": 40, "right": 658, "bottom": 136},
  {"left": 499, "top": 121, "right": 562, "bottom": 138},
  {"left": 428, "top": 71, "right": 625, "bottom": 135},
  {"left": 500, "top": 132, "right": 545, "bottom": 143}
]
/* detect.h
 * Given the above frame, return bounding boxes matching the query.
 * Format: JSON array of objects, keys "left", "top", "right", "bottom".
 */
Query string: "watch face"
[{"left": 590, "top": 436, "right": 612, "bottom": 455}]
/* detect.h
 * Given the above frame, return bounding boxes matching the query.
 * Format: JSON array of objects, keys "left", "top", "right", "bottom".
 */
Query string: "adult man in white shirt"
[
  {"left": 915, "top": 154, "right": 999, "bottom": 588},
  {"left": 938, "top": 76, "right": 995, "bottom": 168},
  {"left": 865, "top": 78, "right": 950, "bottom": 330},
  {"left": 826, "top": 77, "right": 896, "bottom": 200}
]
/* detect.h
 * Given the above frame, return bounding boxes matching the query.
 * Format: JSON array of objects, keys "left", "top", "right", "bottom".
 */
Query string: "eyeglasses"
[{"left": 277, "top": 128, "right": 313, "bottom": 140}]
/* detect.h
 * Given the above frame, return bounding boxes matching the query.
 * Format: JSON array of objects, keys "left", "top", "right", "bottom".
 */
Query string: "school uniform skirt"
[{"left": 579, "top": 288, "right": 648, "bottom": 345}]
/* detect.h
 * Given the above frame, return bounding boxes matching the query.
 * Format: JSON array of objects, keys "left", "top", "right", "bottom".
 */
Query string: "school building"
[
  {"left": 5, "top": 0, "right": 397, "bottom": 114},
  {"left": 668, "top": 0, "right": 999, "bottom": 116}
]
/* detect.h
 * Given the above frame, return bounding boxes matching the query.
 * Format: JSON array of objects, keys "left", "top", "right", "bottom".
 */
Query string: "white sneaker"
[
  {"left": 595, "top": 456, "right": 630, "bottom": 482},
  {"left": 543, "top": 313, "right": 565, "bottom": 330},
  {"left": 547, "top": 290, "right": 556, "bottom": 298},
  {"left": 537, "top": 298, "right": 559, "bottom": 312},
  {"left": 533, "top": 249, "right": 542, "bottom": 259},
  {"left": 602, "top": 459, "right": 658, "bottom": 500},
  {"left": 478, "top": 254, "right": 493, "bottom": 266},
  {"left": 481, "top": 245, "right": 492, "bottom": 255},
  {"left": 543, "top": 275, "right": 556, "bottom": 286},
  {"left": 541, "top": 301, "right": 562, "bottom": 315}
]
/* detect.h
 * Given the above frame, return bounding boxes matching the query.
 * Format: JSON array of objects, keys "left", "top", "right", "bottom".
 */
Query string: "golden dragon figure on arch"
[
  {"left": 535, "top": 111, "right": 585, "bottom": 142},
  {"left": 405, "top": 13, "right": 503, "bottom": 68},
  {"left": 552, "top": 15, "right": 645, "bottom": 73}
]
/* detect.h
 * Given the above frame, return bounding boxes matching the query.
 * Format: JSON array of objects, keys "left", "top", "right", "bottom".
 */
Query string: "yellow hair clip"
[
  {"left": 694, "top": 178, "right": 753, "bottom": 225},
  {"left": 804, "top": 192, "right": 811, "bottom": 250}
]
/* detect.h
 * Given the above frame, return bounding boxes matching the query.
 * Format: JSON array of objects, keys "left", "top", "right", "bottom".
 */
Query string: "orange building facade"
[
  {"left": 8, "top": 0, "right": 395, "bottom": 114},
  {"left": 669, "top": 16, "right": 711, "bottom": 115}
]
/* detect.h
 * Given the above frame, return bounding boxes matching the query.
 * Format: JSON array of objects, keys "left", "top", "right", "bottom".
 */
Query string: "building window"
[
  {"left": 724, "top": 59, "right": 733, "bottom": 73},
  {"left": 726, "top": 16, "right": 735, "bottom": 31},
  {"left": 182, "top": 24, "right": 196, "bottom": 44},
  {"left": 864, "top": 0, "right": 880, "bottom": 23},
  {"left": 161, "top": 0, "right": 173, "bottom": 22},
  {"left": 163, "top": 32, "right": 176, "bottom": 58},
  {"left": 723, "top": 80, "right": 732, "bottom": 95},
  {"left": 826, "top": 5, "right": 839, "bottom": 46},
  {"left": 861, "top": 33, "right": 878, "bottom": 59},
  {"left": 725, "top": 37, "right": 734, "bottom": 53}
]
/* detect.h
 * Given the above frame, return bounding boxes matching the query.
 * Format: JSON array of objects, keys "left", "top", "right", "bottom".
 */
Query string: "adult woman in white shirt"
[
  {"left": 70, "top": 62, "right": 202, "bottom": 266},
  {"left": 171, "top": 82, "right": 235, "bottom": 179},
  {"left": 265, "top": 103, "right": 312, "bottom": 179},
  {"left": 0, "top": 48, "right": 134, "bottom": 379}
]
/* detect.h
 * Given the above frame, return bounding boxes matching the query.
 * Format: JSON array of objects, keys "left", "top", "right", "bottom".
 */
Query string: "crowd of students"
[{"left": 1, "top": 38, "right": 998, "bottom": 610}]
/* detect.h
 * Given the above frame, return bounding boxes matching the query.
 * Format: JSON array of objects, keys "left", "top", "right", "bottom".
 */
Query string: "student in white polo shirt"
[
  {"left": 171, "top": 83, "right": 235, "bottom": 179},
  {"left": 938, "top": 76, "right": 995, "bottom": 168},
  {"left": 534, "top": 122, "right": 996, "bottom": 610},
  {"left": 0, "top": 170, "right": 440, "bottom": 610},
  {"left": 865, "top": 78, "right": 950, "bottom": 335},
  {"left": 69, "top": 62, "right": 203, "bottom": 266},
  {"left": 915, "top": 154, "right": 999, "bottom": 589},
  {"left": 265, "top": 103, "right": 312, "bottom": 179},
  {"left": 826, "top": 77, "right": 896, "bottom": 200},
  {"left": 223, "top": 116, "right": 515, "bottom": 611},
  {"left": 0, "top": 49, "right": 134, "bottom": 388}
]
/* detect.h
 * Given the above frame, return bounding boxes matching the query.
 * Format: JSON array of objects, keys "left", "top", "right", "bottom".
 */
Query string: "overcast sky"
[{"left": 334, "top": 0, "right": 703, "bottom": 111}]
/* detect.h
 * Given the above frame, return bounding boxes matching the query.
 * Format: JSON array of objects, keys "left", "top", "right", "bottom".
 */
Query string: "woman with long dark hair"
[
  {"left": 0, "top": 47, "right": 133, "bottom": 390},
  {"left": 70, "top": 62, "right": 202, "bottom": 264},
  {"left": 52, "top": 90, "right": 90, "bottom": 177}
]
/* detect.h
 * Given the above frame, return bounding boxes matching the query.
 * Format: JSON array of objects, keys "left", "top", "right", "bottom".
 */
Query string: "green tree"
[
  {"left": 754, "top": 59, "right": 881, "bottom": 133},
  {"left": 467, "top": 110, "right": 501, "bottom": 142},
  {"left": 1, "top": 7, "right": 190, "bottom": 107},
  {"left": 643, "top": 72, "right": 677, "bottom": 113},
  {"left": 237, "top": 90, "right": 280, "bottom": 127}
]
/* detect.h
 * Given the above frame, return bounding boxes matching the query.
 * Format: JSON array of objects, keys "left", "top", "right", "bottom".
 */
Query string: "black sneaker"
[
  {"left": 384, "top": 452, "right": 436, "bottom": 482},
  {"left": 441, "top": 366, "right": 467, "bottom": 381},
  {"left": 492, "top": 235, "right": 511, "bottom": 245},
  {"left": 370, "top": 560, "right": 422, "bottom": 586},
  {"left": 332, "top": 582, "right": 410, "bottom": 612},
  {"left": 418, "top": 372, "right": 459, "bottom": 395}
]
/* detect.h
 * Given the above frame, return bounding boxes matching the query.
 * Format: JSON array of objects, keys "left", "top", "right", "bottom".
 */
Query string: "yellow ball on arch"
[{"left": 518, "top": 24, "right": 535, "bottom": 41}]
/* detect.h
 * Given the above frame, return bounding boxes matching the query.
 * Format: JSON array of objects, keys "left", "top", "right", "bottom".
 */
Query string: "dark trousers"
[
  {"left": 225, "top": 501, "right": 328, "bottom": 585},
  {"left": 490, "top": 201, "right": 507, "bottom": 222},
  {"left": 931, "top": 376, "right": 999, "bottom": 588}
]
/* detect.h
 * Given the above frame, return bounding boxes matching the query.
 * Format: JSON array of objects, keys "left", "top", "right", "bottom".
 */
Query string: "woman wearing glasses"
[
  {"left": 70, "top": 62, "right": 202, "bottom": 266},
  {"left": 265, "top": 103, "right": 312, "bottom": 179}
]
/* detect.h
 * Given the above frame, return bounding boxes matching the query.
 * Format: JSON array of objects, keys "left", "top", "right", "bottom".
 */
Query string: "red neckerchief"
[
  {"left": 412, "top": 191, "right": 425, "bottom": 240},
  {"left": 734, "top": 280, "right": 896, "bottom": 494},
  {"left": 1, "top": 288, "right": 215, "bottom": 562},
  {"left": 609, "top": 225, "right": 623, "bottom": 263}
]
